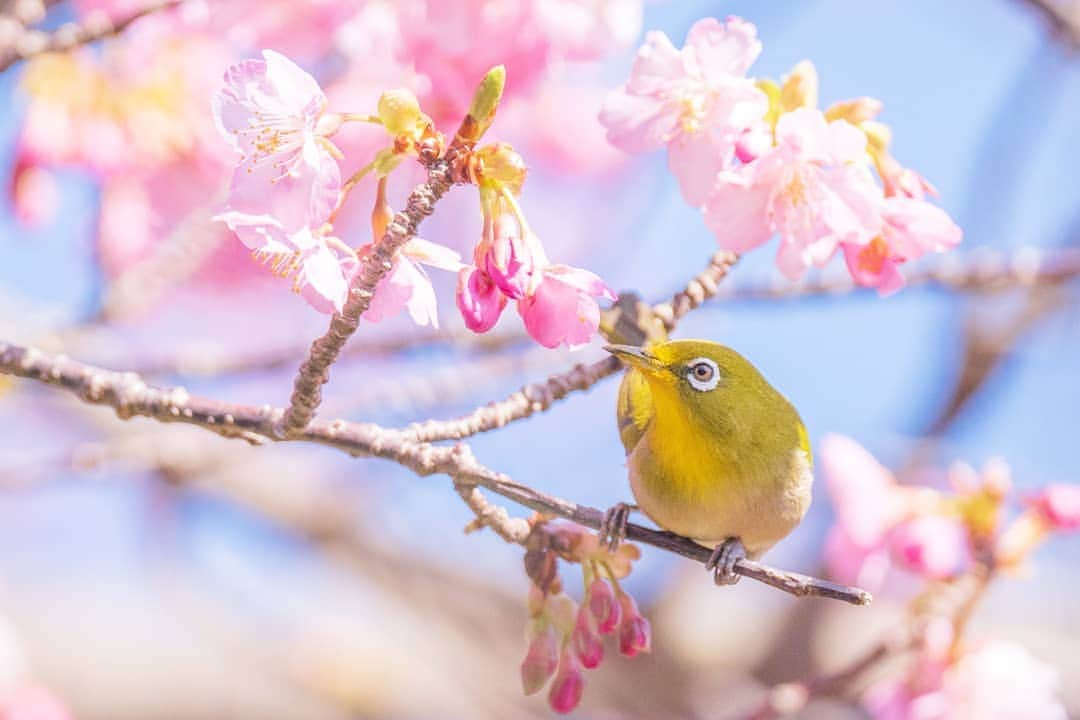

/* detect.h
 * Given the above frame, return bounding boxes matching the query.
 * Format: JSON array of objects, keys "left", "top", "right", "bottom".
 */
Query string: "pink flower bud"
[
  {"left": 456, "top": 266, "right": 507, "bottom": 332},
  {"left": 1028, "top": 484, "right": 1080, "bottom": 532},
  {"left": 571, "top": 606, "right": 604, "bottom": 669},
  {"left": 616, "top": 593, "right": 651, "bottom": 657},
  {"left": 520, "top": 624, "right": 559, "bottom": 696},
  {"left": 483, "top": 216, "right": 537, "bottom": 300},
  {"left": 548, "top": 649, "right": 585, "bottom": 714},
  {"left": 586, "top": 579, "right": 620, "bottom": 634}
]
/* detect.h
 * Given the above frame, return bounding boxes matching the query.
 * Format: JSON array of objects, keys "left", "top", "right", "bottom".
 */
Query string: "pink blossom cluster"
[
  {"left": 600, "top": 16, "right": 963, "bottom": 295},
  {"left": 864, "top": 619, "right": 1067, "bottom": 720},
  {"left": 521, "top": 523, "right": 651, "bottom": 713},
  {"left": 209, "top": 50, "right": 615, "bottom": 346},
  {"left": 821, "top": 434, "right": 1080, "bottom": 593},
  {"left": 9, "top": 0, "right": 640, "bottom": 333}
]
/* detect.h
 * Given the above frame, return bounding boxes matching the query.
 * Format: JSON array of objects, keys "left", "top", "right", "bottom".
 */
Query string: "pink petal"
[
  {"left": 624, "top": 29, "right": 684, "bottom": 95},
  {"left": 403, "top": 237, "right": 464, "bottom": 272},
  {"left": 888, "top": 515, "right": 969, "bottom": 579},
  {"left": 775, "top": 107, "right": 830, "bottom": 158},
  {"left": 685, "top": 16, "right": 761, "bottom": 81},
  {"left": 668, "top": 129, "right": 730, "bottom": 206},
  {"left": 518, "top": 272, "right": 605, "bottom": 349},
  {"left": 1027, "top": 484, "right": 1080, "bottom": 531},
  {"left": 703, "top": 169, "right": 773, "bottom": 252},
  {"left": 456, "top": 267, "right": 507, "bottom": 333},
  {"left": 881, "top": 197, "right": 963, "bottom": 260},
  {"left": 820, "top": 434, "right": 906, "bottom": 547},
  {"left": 599, "top": 89, "right": 678, "bottom": 153},
  {"left": 298, "top": 244, "right": 351, "bottom": 314}
]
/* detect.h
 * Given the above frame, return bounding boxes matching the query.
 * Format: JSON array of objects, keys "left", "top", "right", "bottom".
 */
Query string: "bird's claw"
[
  {"left": 599, "top": 502, "right": 636, "bottom": 552},
  {"left": 706, "top": 537, "right": 746, "bottom": 586}
]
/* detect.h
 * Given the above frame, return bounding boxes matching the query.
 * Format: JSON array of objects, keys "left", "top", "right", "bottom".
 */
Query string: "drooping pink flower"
[
  {"left": 548, "top": 648, "right": 585, "bottom": 714},
  {"left": 704, "top": 108, "right": 881, "bottom": 279},
  {"left": 600, "top": 16, "right": 768, "bottom": 205},
  {"left": 1027, "top": 484, "right": 1080, "bottom": 532},
  {"left": 518, "top": 265, "right": 615, "bottom": 349},
  {"left": 842, "top": 197, "right": 963, "bottom": 296},
  {"left": 213, "top": 49, "right": 343, "bottom": 235},
  {"left": 456, "top": 266, "right": 508, "bottom": 333},
  {"left": 520, "top": 624, "right": 559, "bottom": 696}
]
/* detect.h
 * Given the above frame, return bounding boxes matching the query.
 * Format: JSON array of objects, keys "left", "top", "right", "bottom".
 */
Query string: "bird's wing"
[{"left": 616, "top": 368, "right": 654, "bottom": 455}]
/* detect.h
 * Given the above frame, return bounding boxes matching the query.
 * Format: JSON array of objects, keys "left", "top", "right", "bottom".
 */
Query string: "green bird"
[{"left": 605, "top": 339, "right": 813, "bottom": 584}]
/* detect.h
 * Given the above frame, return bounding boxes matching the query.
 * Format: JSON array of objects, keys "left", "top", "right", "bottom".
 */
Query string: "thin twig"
[
  {"left": 0, "top": 1, "right": 178, "bottom": 72},
  {"left": 393, "top": 251, "right": 740, "bottom": 444},
  {"left": 0, "top": 339, "right": 871, "bottom": 606},
  {"left": 279, "top": 158, "right": 455, "bottom": 436},
  {"left": 725, "top": 246, "right": 1080, "bottom": 301}
]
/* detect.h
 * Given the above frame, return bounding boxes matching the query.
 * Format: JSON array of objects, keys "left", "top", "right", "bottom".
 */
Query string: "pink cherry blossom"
[
  {"left": 213, "top": 49, "right": 342, "bottom": 235},
  {"left": 600, "top": 16, "right": 768, "bottom": 205},
  {"left": 570, "top": 606, "right": 604, "bottom": 669},
  {"left": 518, "top": 265, "right": 615, "bottom": 349},
  {"left": 586, "top": 579, "right": 620, "bottom": 634},
  {"left": 704, "top": 108, "right": 881, "bottom": 279},
  {"left": 456, "top": 267, "right": 509, "bottom": 333},
  {"left": 822, "top": 434, "right": 969, "bottom": 590},
  {"left": 1027, "top": 484, "right": 1080, "bottom": 531},
  {"left": 615, "top": 591, "right": 651, "bottom": 657},
  {"left": 548, "top": 648, "right": 585, "bottom": 714},
  {"left": 842, "top": 197, "right": 963, "bottom": 296},
  {"left": 8, "top": 153, "right": 58, "bottom": 228}
]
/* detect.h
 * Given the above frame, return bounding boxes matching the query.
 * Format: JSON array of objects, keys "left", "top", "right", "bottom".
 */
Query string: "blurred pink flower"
[
  {"left": 615, "top": 592, "right": 651, "bottom": 657},
  {"left": 842, "top": 197, "right": 963, "bottom": 296},
  {"left": 0, "top": 684, "right": 73, "bottom": 720},
  {"left": 586, "top": 578, "right": 620, "bottom": 634},
  {"left": 518, "top": 265, "right": 615, "bottom": 349},
  {"left": 214, "top": 49, "right": 343, "bottom": 234},
  {"left": 866, "top": 641, "right": 1067, "bottom": 720},
  {"left": 821, "top": 434, "right": 968, "bottom": 590},
  {"left": 8, "top": 153, "right": 58, "bottom": 228},
  {"left": 600, "top": 16, "right": 767, "bottom": 205},
  {"left": 704, "top": 108, "right": 881, "bottom": 279},
  {"left": 570, "top": 606, "right": 604, "bottom": 669},
  {"left": 1027, "top": 484, "right": 1080, "bottom": 532},
  {"left": 534, "top": 0, "right": 643, "bottom": 61}
]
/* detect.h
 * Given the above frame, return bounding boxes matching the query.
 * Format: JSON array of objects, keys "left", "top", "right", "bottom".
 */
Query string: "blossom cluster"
[
  {"left": 521, "top": 522, "right": 651, "bottom": 713},
  {"left": 821, "top": 434, "right": 1080, "bottom": 591},
  {"left": 600, "top": 16, "right": 963, "bottom": 294},
  {"left": 10, "top": 0, "right": 639, "bottom": 341}
]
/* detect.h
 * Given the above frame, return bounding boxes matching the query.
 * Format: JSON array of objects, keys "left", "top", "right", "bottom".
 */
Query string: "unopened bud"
[
  {"left": 779, "top": 60, "right": 818, "bottom": 112},
  {"left": 377, "top": 89, "right": 426, "bottom": 136},
  {"left": 469, "top": 65, "right": 506, "bottom": 129},
  {"left": 616, "top": 593, "right": 651, "bottom": 657},
  {"left": 586, "top": 579, "right": 620, "bottom": 635},
  {"left": 371, "top": 177, "right": 393, "bottom": 242},
  {"left": 571, "top": 607, "right": 604, "bottom": 669},
  {"left": 547, "top": 649, "right": 585, "bottom": 714},
  {"left": 475, "top": 142, "right": 528, "bottom": 194},
  {"left": 825, "top": 97, "right": 884, "bottom": 125},
  {"left": 521, "top": 623, "right": 559, "bottom": 695}
]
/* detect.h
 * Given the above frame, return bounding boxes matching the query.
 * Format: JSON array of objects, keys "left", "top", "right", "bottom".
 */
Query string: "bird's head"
[{"left": 605, "top": 339, "right": 800, "bottom": 441}]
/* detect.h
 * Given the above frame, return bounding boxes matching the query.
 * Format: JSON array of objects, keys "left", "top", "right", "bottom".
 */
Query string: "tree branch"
[
  {"left": 0, "top": 1, "right": 178, "bottom": 72},
  {"left": 280, "top": 157, "right": 455, "bottom": 436},
  {"left": 0, "top": 339, "right": 871, "bottom": 606}
]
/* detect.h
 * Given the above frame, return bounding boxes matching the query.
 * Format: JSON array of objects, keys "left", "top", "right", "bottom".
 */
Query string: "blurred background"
[{"left": 1, "top": 0, "right": 1079, "bottom": 717}]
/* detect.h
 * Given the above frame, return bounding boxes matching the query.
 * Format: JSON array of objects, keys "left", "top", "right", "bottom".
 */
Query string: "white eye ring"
[{"left": 686, "top": 357, "right": 720, "bottom": 392}]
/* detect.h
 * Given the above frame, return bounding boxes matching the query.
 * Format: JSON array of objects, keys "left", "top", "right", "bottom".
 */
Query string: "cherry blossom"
[{"left": 600, "top": 16, "right": 768, "bottom": 205}]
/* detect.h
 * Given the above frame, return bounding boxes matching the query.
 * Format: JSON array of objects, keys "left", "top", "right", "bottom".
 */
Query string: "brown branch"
[
  {"left": 0, "top": 1, "right": 178, "bottom": 72},
  {"left": 0, "top": 339, "right": 871, "bottom": 606},
  {"left": 725, "top": 246, "right": 1080, "bottom": 301},
  {"left": 280, "top": 157, "right": 455, "bottom": 436},
  {"left": 392, "top": 251, "right": 740, "bottom": 445},
  {"left": 1016, "top": 0, "right": 1080, "bottom": 49}
]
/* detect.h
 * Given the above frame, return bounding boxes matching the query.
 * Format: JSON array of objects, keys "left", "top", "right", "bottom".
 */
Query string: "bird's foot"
[
  {"left": 599, "top": 502, "right": 637, "bottom": 552},
  {"left": 706, "top": 537, "right": 746, "bottom": 586}
]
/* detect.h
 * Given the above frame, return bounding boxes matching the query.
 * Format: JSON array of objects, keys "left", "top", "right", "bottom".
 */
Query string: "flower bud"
[
  {"left": 571, "top": 606, "right": 604, "bottom": 669},
  {"left": 825, "top": 97, "right": 884, "bottom": 125},
  {"left": 377, "top": 89, "right": 427, "bottom": 136},
  {"left": 482, "top": 215, "right": 538, "bottom": 299},
  {"left": 456, "top": 266, "right": 507, "bottom": 333},
  {"left": 779, "top": 60, "right": 818, "bottom": 112},
  {"left": 586, "top": 579, "right": 620, "bottom": 635},
  {"left": 547, "top": 648, "right": 585, "bottom": 714},
  {"left": 468, "top": 65, "right": 506, "bottom": 136},
  {"left": 616, "top": 593, "right": 651, "bottom": 657},
  {"left": 521, "top": 623, "right": 559, "bottom": 695},
  {"left": 475, "top": 142, "right": 528, "bottom": 194}
]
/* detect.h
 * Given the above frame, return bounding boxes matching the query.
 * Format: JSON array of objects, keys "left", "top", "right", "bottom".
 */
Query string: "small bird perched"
[{"left": 605, "top": 340, "right": 813, "bottom": 585}]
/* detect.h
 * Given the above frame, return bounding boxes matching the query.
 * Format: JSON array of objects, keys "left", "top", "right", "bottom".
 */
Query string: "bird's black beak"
[{"left": 604, "top": 344, "right": 662, "bottom": 372}]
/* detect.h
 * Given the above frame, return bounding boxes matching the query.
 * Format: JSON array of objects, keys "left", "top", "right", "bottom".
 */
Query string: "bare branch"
[
  {"left": 280, "top": 157, "right": 456, "bottom": 436},
  {"left": 725, "top": 246, "right": 1080, "bottom": 301},
  {"left": 0, "top": 1, "right": 179, "bottom": 73},
  {"left": 1016, "top": 0, "right": 1080, "bottom": 49},
  {"left": 393, "top": 251, "right": 741, "bottom": 444},
  {"left": 0, "top": 339, "right": 871, "bottom": 606}
]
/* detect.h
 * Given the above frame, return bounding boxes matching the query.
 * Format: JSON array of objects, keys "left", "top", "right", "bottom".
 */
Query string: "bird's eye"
[{"left": 686, "top": 358, "right": 720, "bottom": 392}]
